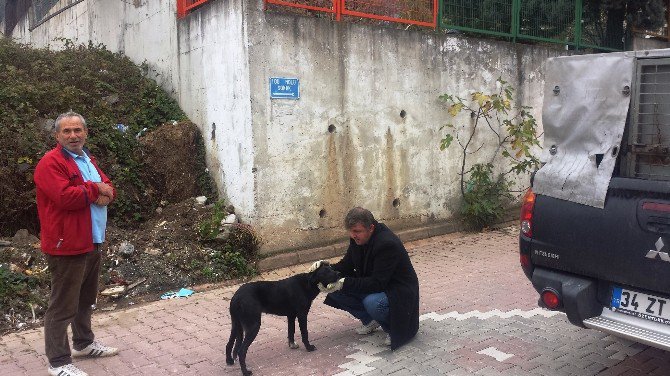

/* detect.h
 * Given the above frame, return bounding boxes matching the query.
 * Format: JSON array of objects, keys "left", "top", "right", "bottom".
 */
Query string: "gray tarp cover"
[{"left": 533, "top": 53, "right": 634, "bottom": 208}]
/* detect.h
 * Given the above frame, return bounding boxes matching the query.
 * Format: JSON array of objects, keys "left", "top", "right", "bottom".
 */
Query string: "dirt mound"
[
  {"left": 0, "top": 38, "right": 188, "bottom": 235},
  {"left": 139, "top": 121, "right": 212, "bottom": 204}
]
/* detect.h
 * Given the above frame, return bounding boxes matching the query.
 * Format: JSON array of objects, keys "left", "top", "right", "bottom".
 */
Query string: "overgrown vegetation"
[
  {"left": 199, "top": 200, "right": 231, "bottom": 240},
  {"left": 202, "top": 248, "right": 255, "bottom": 281},
  {"left": 0, "top": 39, "right": 260, "bottom": 333},
  {"left": 198, "top": 201, "right": 261, "bottom": 280},
  {"left": 439, "top": 78, "right": 540, "bottom": 229},
  {"left": 0, "top": 264, "right": 47, "bottom": 324},
  {"left": 0, "top": 37, "right": 188, "bottom": 234}
]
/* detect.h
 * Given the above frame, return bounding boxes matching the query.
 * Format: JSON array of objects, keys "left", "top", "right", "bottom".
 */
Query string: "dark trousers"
[
  {"left": 44, "top": 246, "right": 101, "bottom": 367},
  {"left": 327, "top": 291, "right": 391, "bottom": 332}
]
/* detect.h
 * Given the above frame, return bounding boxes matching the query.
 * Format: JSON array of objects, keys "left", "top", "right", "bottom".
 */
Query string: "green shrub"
[
  {"left": 0, "top": 265, "right": 46, "bottom": 314},
  {"left": 198, "top": 200, "right": 228, "bottom": 240},
  {"left": 197, "top": 200, "right": 261, "bottom": 278},
  {"left": 207, "top": 247, "right": 255, "bottom": 280},
  {"left": 226, "top": 223, "right": 262, "bottom": 262},
  {"left": 0, "top": 38, "right": 187, "bottom": 234},
  {"left": 461, "top": 163, "right": 513, "bottom": 229},
  {"left": 438, "top": 78, "right": 540, "bottom": 229}
]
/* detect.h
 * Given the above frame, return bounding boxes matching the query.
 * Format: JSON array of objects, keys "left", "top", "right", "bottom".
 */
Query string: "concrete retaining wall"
[{"left": 8, "top": 0, "right": 566, "bottom": 254}]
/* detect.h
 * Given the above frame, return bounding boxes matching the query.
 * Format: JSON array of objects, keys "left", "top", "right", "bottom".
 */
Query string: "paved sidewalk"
[{"left": 2, "top": 227, "right": 668, "bottom": 375}]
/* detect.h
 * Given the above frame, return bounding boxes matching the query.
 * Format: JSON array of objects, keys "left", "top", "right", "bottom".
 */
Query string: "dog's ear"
[
  {"left": 308, "top": 262, "right": 330, "bottom": 285},
  {"left": 311, "top": 261, "right": 329, "bottom": 273},
  {"left": 307, "top": 268, "right": 319, "bottom": 285}
]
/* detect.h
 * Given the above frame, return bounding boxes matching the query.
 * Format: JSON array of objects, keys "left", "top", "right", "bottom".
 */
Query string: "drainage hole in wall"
[
  {"left": 392, "top": 198, "right": 400, "bottom": 208},
  {"left": 612, "top": 146, "right": 618, "bottom": 157},
  {"left": 319, "top": 209, "right": 327, "bottom": 218},
  {"left": 400, "top": 110, "right": 406, "bottom": 119},
  {"left": 328, "top": 124, "right": 336, "bottom": 133}
]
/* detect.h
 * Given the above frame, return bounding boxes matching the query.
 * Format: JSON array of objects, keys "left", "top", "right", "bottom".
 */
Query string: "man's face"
[
  {"left": 349, "top": 223, "right": 375, "bottom": 245},
  {"left": 55, "top": 116, "right": 87, "bottom": 155}
]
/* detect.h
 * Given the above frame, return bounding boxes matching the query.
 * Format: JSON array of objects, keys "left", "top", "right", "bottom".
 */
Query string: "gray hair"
[
  {"left": 54, "top": 111, "right": 87, "bottom": 132},
  {"left": 344, "top": 207, "right": 376, "bottom": 229}
]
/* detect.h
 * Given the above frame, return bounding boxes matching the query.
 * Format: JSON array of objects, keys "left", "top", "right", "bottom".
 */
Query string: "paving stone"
[
  {"left": 371, "top": 361, "right": 411, "bottom": 375},
  {"left": 2, "top": 227, "right": 669, "bottom": 376}
]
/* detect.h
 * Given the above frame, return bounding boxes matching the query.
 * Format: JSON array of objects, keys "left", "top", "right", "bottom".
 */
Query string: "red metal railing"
[
  {"left": 177, "top": 0, "right": 212, "bottom": 19},
  {"left": 264, "top": 0, "right": 437, "bottom": 28},
  {"left": 265, "top": 0, "right": 338, "bottom": 18},
  {"left": 178, "top": 0, "right": 438, "bottom": 27},
  {"left": 341, "top": 0, "right": 437, "bottom": 27}
]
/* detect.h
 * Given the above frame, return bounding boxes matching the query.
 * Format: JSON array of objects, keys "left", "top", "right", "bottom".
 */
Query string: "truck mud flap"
[{"left": 532, "top": 268, "right": 602, "bottom": 327}]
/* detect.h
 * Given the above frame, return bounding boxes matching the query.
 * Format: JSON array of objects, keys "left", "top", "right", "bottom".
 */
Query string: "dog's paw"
[
  {"left": 243, "top": 371, "right": 253, "bottom": 376},
  {"left": 288, "top": 342, "right": 299, "bottom": 349},
  {"left": 226, "top": 357, "right": 235, "bottom": 365},
  {"left": 305, "top": 344, "right": 316, "bottom": 352}
]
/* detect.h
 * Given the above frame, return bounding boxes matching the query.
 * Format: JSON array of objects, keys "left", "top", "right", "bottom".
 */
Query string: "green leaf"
[
  {"left": 438, "top": 94, "right": 453, "bottom": 102},
  {"left": 440, "top": 134, "right": 454, "bottom": 150}
]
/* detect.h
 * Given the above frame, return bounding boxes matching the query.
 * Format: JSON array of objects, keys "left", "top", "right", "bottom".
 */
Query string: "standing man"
[
  {"left": 311, "top": 207, "right": 420, "bottom": 349},
  {"left": 35, "top": 111, "right": 119, "bottom": 376}
]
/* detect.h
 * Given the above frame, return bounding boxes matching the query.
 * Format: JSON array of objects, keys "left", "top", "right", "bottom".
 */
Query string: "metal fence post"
[
  {"left": 512, "top": 0, "right": 520, "bottom": 43},
  {"left": 437, "top": 0, "right": 443, "bottom": 30},
  {"left": 177, "top": 0, "right": 186, "bottom": 19},
  {"left": 336, "top": 0, "right": 341, "bottom": 21},
  {"left": 574, "top": 0, "right": 582, "bottom": 51}
]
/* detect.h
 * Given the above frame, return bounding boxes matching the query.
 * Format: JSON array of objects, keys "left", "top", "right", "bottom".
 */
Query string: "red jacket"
[{"left": 34, "top": 144, "right": 115, "bottom": 256}]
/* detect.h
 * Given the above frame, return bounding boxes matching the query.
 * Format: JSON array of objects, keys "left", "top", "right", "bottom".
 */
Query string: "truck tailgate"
[{"left": 530, "top": 177, "right": 670, "bottom": 295}]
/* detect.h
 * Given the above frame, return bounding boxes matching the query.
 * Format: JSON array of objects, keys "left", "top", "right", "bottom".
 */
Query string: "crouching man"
[{"left": 311, "top": 207, "right": 420, "bottom": 349}]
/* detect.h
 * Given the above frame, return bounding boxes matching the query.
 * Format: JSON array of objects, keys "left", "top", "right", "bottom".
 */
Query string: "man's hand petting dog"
[
  {"left": 318, "top": 278, "right": 345, "bottom": 294},
  {"left": 225, "top": 263, "right": 341, "bottom": 376}
]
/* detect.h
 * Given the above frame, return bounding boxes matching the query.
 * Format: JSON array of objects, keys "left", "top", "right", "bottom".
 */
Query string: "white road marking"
[
  {"left": 477, "top": 346, "right": 515, "bottom": 362},
  {"left": 419, "top": 307, "right": 563, "bottom": 322}
]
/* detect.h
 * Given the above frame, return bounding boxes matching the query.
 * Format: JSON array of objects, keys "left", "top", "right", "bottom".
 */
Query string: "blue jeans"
[{"left": 326, "top": 291, "right": 390, "bottom": 332}]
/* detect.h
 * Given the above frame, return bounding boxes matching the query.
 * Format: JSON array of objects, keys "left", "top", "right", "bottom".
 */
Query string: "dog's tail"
[{"left": 226, "top": 310, "right": 242, "bottom": 364}]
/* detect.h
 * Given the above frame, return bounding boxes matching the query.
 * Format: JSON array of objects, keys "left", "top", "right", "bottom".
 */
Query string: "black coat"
[{"left": 324, "top": 222, "right": 419, "bottom": 349}]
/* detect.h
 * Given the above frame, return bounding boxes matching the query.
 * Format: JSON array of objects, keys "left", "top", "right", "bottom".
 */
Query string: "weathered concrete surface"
[
  {"left": 7, "top": 0, "right": 565, "bottom": 254},
  {"left": 2, "top": 227, "right": 667, "bottom": 376},
  {"left": 245, "top": 8, "right": 560, "bottom": 253}
]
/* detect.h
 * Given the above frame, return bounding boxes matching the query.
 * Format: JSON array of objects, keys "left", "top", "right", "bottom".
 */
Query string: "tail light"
[
  {"left": 541, "top": 288, "right": 562, "bottom": 309},
  {"left": 520, "top": 188, "right": 536, "bottom": 238}
]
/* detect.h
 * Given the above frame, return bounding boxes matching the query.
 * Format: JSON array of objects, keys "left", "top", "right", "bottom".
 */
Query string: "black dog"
[{"left": 225, "top": 263, "right": 340, "bottom": 376}]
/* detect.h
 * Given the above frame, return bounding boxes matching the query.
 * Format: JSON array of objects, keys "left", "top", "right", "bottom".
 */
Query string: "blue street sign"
[{"left": 270, "top": 77, "right": 300, "bottom": 99}]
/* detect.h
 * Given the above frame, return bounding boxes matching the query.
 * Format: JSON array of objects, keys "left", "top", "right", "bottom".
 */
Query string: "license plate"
[{"left": 611, "top": 287, "right": 670, "bottom": 325}]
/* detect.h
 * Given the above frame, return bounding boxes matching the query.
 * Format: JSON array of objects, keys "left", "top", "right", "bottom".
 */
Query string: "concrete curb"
[{"left": 257, "top": 215, "right": 518, "bottom": 272}]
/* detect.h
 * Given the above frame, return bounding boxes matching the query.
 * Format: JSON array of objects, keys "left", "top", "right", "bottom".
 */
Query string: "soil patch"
[{"left": 0, "top": 197, "right": 256, "bottom": 335}]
